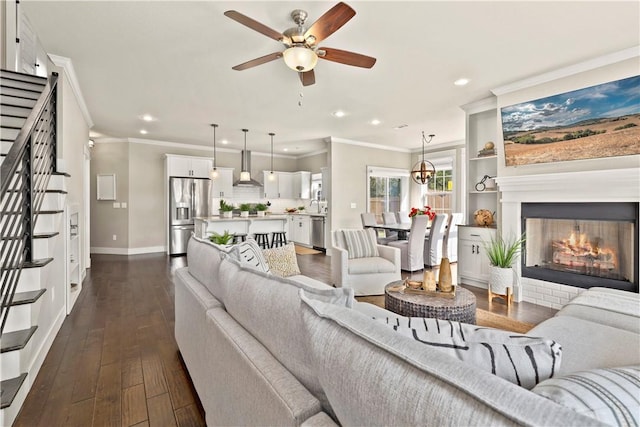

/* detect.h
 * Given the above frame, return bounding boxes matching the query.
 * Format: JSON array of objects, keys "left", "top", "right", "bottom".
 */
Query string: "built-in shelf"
[
  {"left": 469, "top": 190, "right": 498, "bottom": 194},
  {"left": 469, "top": 155, "right": 497, "bottom": 161},
  {"left": 67, "top": 205, "right": 81, "bottom": 314}
]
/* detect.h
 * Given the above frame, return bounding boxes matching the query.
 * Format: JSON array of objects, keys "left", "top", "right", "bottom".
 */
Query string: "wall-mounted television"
[{"left": 500, "top": 74, "right": 640, "bottom": 167}]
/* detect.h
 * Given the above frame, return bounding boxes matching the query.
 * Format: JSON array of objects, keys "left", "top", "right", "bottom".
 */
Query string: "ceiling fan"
[{"left": 224, "top": 2, "right": 376, "bottom": 86}]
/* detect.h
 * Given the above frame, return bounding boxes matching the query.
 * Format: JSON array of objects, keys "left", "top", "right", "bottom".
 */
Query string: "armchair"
[{"left": 331, "top": 228, "right": 401, "bottom": 295}]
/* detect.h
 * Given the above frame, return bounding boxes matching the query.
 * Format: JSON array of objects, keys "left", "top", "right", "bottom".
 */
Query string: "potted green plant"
[
  {"left": 255, "top": 203, "right": 268, "bottom": 217},
  {"left": 484, "top": 233, "right": 526, "bottom": 295},
  {"left": 209, "top": 230, "right": 234, "bottom": 246},
  {"left": 239, "top": 203, "right": 251, "bottom": 217},
  {"left": 219, "top": 200, "right": 234, "bottom": 218},
  {"left": 297, "top": 205, "right": 306, "bottom": 212}
]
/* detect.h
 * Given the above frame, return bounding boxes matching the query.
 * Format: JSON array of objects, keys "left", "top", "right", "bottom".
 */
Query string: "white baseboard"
[{"left": 91, "top": 246, "right": 166, "bottom": 255}]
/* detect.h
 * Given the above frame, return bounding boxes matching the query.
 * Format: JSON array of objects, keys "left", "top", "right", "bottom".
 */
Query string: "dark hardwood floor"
[{"left": 15, "top": 250, "right": 556, "bottom": 426}]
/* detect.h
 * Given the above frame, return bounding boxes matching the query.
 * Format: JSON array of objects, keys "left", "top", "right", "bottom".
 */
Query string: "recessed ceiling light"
[
  {"left": 140, "top": 114, "right": 156, "bottom": 122},
  {"left": 332, "top": 110, "right": 345, "bottom": 118},
  {"left": 393, "top": 124, "right": 408, "bottom": 130},
  {"left": 140, "top": 129, "right": 148, "bottom": 134},
  {"left": 370, "top": 119, "right": 381, "bottom": 126},
  {"left": 221, "top": 139, "right": 229, "bottom": 144},
  {"left": 283, "top": 148, "right": 289, "bottom": 152},
  {"left": 454, "top": 78, "right": 470, "bottom": 86}
]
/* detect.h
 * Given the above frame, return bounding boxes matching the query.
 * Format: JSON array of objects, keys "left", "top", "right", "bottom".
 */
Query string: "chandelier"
[{"left": 411, "top": 132, "right": 436, "bottom": 185}]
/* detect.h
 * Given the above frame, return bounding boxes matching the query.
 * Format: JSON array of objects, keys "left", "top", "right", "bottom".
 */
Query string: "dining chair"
[
  {"left": 447, "top": 212, "right": 464, "bottom": 262},
  {"left": 388, "top": 215, "right": 430, "bottom": 272},
  {"left": 361, "top": 212, "right": 394, "bottom": 245},
  {"left": 423, "top": 213, "right": 450, "bottom": 268},
  {"left": 382, "top": 212, "right": 399, "bottom": 242},
  {"left": 396, "top": 211, "right": 411, "bottom": 224}
]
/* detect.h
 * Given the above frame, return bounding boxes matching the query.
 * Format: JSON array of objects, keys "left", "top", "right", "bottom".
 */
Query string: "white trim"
[
  {"left": 127, "top": 137, "right": 297, "bottom": 158},
  {"left": 91, "top": 246, "right": 166, "bottom": 255},
  {"left": 491, "top": 46, "right": 640, "bottom": 96},
  {"left": 297, "top": 148, "right": 328, "bottom": 158},
  {"left": 47, "top": 54, "right": 93, "bottom": 128},
  {"left": 330, "top": 137, "right": 412, "bottom": 153},
  {"left": 460, "top": 97, "right": 497, "bottom": 114}
]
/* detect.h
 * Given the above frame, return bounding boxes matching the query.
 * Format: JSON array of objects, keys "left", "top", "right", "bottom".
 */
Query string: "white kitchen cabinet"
[
  {"left": 263, "top": 170, "right": 279, "bottom": 199},
  {"left": 167, "top": 154, "right": 212, "bottom": 178},
  {"left": 458, "top": 226, "right": 495, "bottom": 288},
  {"left": 290, "top": 215, "right": 311, "bottom": 246},
  {"left": 293, "top": 171, "right": 311, "bottom": 199},
  {"left": 211, "top": 167, "right": 234, "bottom": 198}
]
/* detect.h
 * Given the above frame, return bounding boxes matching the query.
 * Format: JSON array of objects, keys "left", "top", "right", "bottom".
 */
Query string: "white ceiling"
[{"left": 22, "top": 1, "right": 640, "bottom": 156}]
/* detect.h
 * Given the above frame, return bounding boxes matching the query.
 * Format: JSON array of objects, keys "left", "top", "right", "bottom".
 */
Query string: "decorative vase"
[
  {"left": 489, "top": 266, "right": 513, "bottom": 295},
  {"left": 256, "top": 211, "right": 265, "bottom": 217},
  {"left": 222, "top": 211, "right": 232, "bottom": 218},
  {"left": 240, "top": 211, "right": 249, "bottom": 218},
  {"left": 438, "top": 257, "right": 453, "bottom": 293},
  {"left": 423, "top": 270, "right": 436, "bottom": 291}
]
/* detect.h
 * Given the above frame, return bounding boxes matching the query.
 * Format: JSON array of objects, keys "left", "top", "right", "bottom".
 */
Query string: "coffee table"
[{"left": 384, "top": 281, "right": 477, "bottom": 324}]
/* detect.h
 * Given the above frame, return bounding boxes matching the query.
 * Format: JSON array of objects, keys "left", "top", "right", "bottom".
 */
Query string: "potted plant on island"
[
  {"left": 484, "top": 233, "right": 526, "bottom": 299},
  {"left": 239, "top": 203, "right": 251, "bottom": 217},
  {"left": 255, "top": 203, "right": 268, "bottom": 217},
  {"left": 219, "top": 200, "right": 234, "bottom": 218}
]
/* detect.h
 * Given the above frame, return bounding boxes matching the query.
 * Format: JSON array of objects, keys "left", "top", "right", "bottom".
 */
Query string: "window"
[
  {"left": 422, "top": 157, "right": 453, "bottom": 215},
  {"left": 367, "top": 167, "right": 409, "bottom": 222}
]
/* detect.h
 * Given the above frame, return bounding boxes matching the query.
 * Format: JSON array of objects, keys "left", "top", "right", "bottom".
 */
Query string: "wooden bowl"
[{"left": 405, "top": 280, "right": 423, "bottom": 290}]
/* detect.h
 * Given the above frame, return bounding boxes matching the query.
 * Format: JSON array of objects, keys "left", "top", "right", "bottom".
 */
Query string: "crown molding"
[
  {"left": 491, "top": 46, "right": 640, "bottom": 96},
  {"left": 330, "top": 137, "right": 411, "bottom": 153},
  {"left": 297, "top": 149, "right": 328, "bottom": 158},
  {"left": 47, "top": 54, "right": 94, "bottom": 128},
  {"left": 460, "top": 97, "right": 497, "bottom": 114}
]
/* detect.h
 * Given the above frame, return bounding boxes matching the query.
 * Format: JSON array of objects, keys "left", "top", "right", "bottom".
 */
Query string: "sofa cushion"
[
  {"left": 232, "top": 239, "right": 270, "bottom": 273},
  {"left": 187, "top": 234, "right": 233, "bottom": 303},
  {"left": 218, "top": 254, "right": 353, "bottom": 418},
  {"left": 532, "top": 365, "right": 640, "bottom": 427},
  {"left": 342, "top": 229, "right": 379, "bottom": 259},
  {"left": 348, "top": 257, "right": 396, "bottom": 274},
  {"left": 374, "top": 315, "right": 562, "bottom": 389},
  {"left": 298, "top": 292, "right": 601, "bottom": 426},
  {"left": 528, "top": 316, "right": 640, "bottom": 375},
  {"left": 263, "top": 242, "right": 301, "bottom": 277}
]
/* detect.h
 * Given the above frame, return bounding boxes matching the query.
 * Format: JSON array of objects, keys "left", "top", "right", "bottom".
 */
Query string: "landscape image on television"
[{"left": 501, "top": 75, "right": 640, "bottom": 166}]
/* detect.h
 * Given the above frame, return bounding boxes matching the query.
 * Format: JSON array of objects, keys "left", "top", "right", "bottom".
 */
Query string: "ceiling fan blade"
[
  {"left": 232, "top": 52, "right": 283, "bottom": 71},
  {"left": 318, "top": 47, "right": 376, "bottom": 68},
  {"left": 304, "top": 2, "right": 355, "bottom": 44},
  {"left": 299, "top": 70, "right": 316, "bottom": 86},
  {"left": 224, "top": 10, "right": 290, "bottom": 44}
]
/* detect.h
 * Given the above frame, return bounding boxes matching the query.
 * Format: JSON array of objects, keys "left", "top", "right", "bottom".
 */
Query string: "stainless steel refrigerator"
[{"left": 169, "top": 177, "right": 210, "bottom": 255}]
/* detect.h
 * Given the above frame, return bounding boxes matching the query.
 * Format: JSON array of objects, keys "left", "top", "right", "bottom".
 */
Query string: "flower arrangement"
[{"left": 409, "top": 205, "right": 436, "bottom": 220}]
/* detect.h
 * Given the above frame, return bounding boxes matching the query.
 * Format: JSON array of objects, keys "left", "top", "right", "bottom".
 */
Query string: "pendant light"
[
  {"left": 411, "top": 131, "right": 436, "bottom": 185},
  {"left": 240, "top": 129, "right": 251, "bottom": 181},
  {"left": 268, "top": 132, "right": 276, "bottom": 181},
  {"left": 209, "top": 123, "right": 219, "bottom": 180}
]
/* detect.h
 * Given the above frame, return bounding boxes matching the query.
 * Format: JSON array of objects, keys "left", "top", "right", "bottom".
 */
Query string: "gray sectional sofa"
[{"left": 175, "top": 235, "right": 639, "bottom": 426}]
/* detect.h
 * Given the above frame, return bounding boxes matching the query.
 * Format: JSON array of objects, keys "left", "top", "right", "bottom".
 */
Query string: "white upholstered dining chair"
[
  {"left": 387, "top": 215, "right": 430, "bottom": 272},
  {"left": 423, "top": 213, "right": 449, "bottom": 268}
]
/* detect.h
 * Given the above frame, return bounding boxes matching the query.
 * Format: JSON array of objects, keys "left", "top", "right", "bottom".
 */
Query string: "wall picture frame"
[
  {"left": 97, "top": 174, "right": 116, "bottom": 200},
  {"left": 500, "top": 75, "right": 640, "bottom": 167}
]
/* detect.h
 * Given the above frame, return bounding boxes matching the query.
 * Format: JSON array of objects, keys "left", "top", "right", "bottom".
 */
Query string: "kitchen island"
[{"left": 193, "top": 215, "right": 289, "bottom": 239}]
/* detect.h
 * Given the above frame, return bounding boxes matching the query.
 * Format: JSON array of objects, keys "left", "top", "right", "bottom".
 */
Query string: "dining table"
[{"left": 366, "top": 222, "right": 430, "bottom": 240}]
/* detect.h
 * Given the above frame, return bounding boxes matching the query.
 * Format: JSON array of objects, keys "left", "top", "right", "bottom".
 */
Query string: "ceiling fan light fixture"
[{"left": 283, "top": 46, "right": 318, "bottom": 72}]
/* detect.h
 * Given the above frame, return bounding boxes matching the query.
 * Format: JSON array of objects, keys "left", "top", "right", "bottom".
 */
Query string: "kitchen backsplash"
[{"left": 210, "top": 186, "right": 326, "bottom": 215}]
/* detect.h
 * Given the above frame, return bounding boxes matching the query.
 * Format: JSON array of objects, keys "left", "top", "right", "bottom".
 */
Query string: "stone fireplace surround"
[{"left": 496, "top": 167, "right": 640, "bottom": 309}]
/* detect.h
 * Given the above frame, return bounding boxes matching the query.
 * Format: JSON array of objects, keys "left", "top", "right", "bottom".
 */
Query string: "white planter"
[
  {"left": 222, "top": 211, "right": 232, "bottom": 218},
  {"left": 240, "top": 211, "right": 249, "bottom": 217},
  {"left": 489, "top": 266, "right": 513, "bottom": 295},
  {"left": 256, "top": 211, "right": 266, "bottom": 217}
]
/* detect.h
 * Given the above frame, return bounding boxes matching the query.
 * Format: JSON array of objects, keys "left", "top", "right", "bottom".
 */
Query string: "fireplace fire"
[{"left": 521, "top": 203, "right": 638, "bottom": 292}]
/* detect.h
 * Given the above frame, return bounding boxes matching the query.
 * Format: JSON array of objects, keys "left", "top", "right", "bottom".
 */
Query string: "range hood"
[{"left": 233, "top": 150, "right": 263, "bottom": 187}]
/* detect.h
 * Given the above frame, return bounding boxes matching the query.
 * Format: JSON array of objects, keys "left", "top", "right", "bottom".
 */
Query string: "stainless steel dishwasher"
[{"left": 311, "top": 215, "right": 326, "bottom": 251}]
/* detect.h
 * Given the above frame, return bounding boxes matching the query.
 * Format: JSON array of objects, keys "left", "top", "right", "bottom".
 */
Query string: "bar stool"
[
  {"left": 253, "top": 233, "right": 270, "bottom": 249},
  {"left": 232, "top": 233, "right": 247, "bottom": 244},
  {"left": 270, "top": 231, "right": 287, "bottom": 248}
]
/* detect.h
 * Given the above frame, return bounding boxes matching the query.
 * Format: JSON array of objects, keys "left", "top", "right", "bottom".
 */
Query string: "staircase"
[{"left": 1, "top": 69, "right": 68, "bottom": 426}]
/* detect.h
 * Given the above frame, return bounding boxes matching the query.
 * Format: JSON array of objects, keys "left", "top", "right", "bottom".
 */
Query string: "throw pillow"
[
  {"left": 262, "top": 242, "right": 301, "bottom": 277},
  {"left": 374, "top": 316, "right": 562, "bottom": 389},
  {"left": 343, "top": 229, "right": 379, "bottom": 259},
  {"left": 231, "top": 239, "right": 270, "bottom": 273},
  {"left": 532, "top": 365, "right": 640, "bottom": 427}
]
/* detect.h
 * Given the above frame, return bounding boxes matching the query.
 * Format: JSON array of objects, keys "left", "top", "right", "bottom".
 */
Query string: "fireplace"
[{"left": 521, "top": 202, "right": 639, "bottom": 292}]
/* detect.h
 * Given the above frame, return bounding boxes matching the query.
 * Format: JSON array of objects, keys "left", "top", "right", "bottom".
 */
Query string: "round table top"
[{"left": 384, "top": 280, "right": 477, "bottom": 323}]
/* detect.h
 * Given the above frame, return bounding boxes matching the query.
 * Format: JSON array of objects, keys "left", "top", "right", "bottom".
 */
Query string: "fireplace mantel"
[
  {"left": 494, "top": 167, "right": 639, "bottom": 309},
  {"left": 496, "top": 168, "right": 640, "bottom": 203}
]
